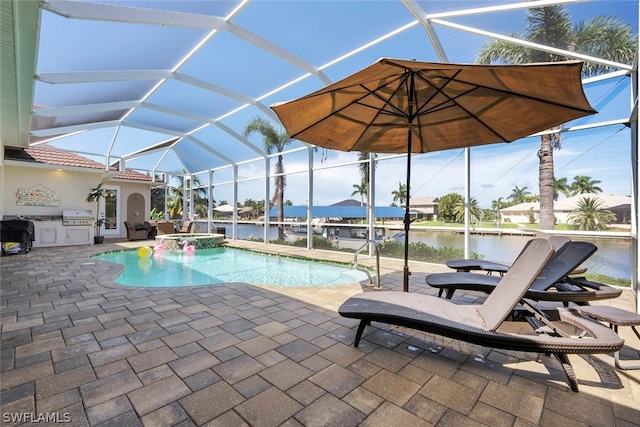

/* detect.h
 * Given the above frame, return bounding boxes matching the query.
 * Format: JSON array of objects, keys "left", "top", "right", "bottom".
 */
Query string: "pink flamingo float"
[
  {"left": 153, "top": 239, "right": 165, "bottom": 253},
  {"left": 182, "top": 240, "right": 196, "bottom": 254}
]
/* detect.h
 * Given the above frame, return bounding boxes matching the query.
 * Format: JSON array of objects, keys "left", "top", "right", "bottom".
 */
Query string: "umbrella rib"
[
  {"left": 287, "top": 73, "right": 410, "bottom": 146},
  {"left": 411, "top": 71, "right": 529, "bottom": 142},
  {"left": 358, "top": 72, "right": 412, "bottom": 120},
  {"left": 415, "top": 70, "right": 594, "bottom": 119},
  {"left": 450, "top": 72, "right": 596, "bottom": 115}
]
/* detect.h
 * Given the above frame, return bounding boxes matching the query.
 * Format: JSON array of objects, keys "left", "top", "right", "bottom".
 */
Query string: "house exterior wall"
[
  {"left": 500, "top": 211, "right": 537, "bottom": 224},
  {"left": 3, "top": 165, "right": 99, "bottom": 216},
  {"left": 500, "top": 195, "right": 631, "bottom": 226},
  {"left": 3, "top": 164, "right": 151, "bottom": 241}
]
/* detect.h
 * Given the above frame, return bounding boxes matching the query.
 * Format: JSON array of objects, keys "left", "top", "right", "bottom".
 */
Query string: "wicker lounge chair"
[
  {"left": 425, "top": 240, "right": 621, "bottom": 304},
  {"left": 177, "top": 221, "right": 194, "bottom": 233},
  {"left": 338, "top": 239, "right": 624, "bottom": 392},
  {"left": 124, "top": 221, "right": 152, "bottom": 241},
  {"left": 446, "top": 236, "right": 570, "bottom": 275}
]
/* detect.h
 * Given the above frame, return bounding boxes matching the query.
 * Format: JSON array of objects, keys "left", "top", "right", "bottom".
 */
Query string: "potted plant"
[{"left": 86, "top": 183, "right": 106, "bottom": 244}]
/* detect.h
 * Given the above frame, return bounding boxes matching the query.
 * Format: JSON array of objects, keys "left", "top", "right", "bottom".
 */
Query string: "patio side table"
[{"left": 578, "top": 306, "right": 640, "bottom": 370}]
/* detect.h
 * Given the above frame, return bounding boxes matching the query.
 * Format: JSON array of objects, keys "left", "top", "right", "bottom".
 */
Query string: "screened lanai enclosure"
[{"left": 1, "top": 0, "right": 638, "bottom": 310}]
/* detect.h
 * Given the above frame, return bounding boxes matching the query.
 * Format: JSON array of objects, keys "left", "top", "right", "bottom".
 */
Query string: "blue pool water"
[{"left": 94, "top": 247, "right": 369, "bottom": 287}]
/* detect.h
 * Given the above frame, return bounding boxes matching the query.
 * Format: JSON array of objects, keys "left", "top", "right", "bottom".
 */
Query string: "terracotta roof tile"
[
  {"left": 5, "top": 146, "right": 105, "bottom": 169},
  {"left": 111, "top": 169, "right": 153, "bottom": 181},
  {"left": 5, "top": 145, "right": 152, "bottom": 182}
]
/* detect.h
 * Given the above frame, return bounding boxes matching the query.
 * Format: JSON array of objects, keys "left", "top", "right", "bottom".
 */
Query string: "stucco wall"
[
  {"left": 3, "top": 165, "right": 99, "bottom": 216},
  {"left": 3, "top": 164, "right": 151, "bottom": 239}
]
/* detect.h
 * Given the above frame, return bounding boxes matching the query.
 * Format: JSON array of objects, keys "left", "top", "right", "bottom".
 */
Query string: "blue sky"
[{"left": 36, "top": 0, "right": 638, "bottom": 208}]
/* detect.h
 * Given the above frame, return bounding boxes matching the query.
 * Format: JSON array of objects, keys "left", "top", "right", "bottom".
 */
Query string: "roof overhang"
[{"left": 1, "top": 0, "right": 40, "bottom": 148}]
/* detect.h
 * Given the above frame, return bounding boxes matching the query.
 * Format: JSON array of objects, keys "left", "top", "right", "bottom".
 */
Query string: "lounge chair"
[
  {"left": 338, "top": 239, "right": 624, "bottom": 392},
  {"left": 425, "top": 240, "right": 621, "bottom": 304},
  {"left": 177, "top": 221, "right": 194, "bottom": 233},
  {"left": 446, "top": 236, "right": 570, "bottom": 275},
  {"left": 124, "top": 221, "right": 151, "bottom": 241}
]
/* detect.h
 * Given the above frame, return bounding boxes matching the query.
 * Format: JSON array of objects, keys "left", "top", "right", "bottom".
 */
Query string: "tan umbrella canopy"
[{"left": 271, "top": 58, "right": 596, "bottom": 291}]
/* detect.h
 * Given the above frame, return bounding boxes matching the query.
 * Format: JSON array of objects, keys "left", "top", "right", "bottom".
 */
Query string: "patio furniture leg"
[
  {"left": 612, "top": 324, "right": 640, "bottom": 370},
  {"left": 354, "top": 319, "right": 371, "bottom": 347},
  {"left": 577, "top": 306, "right": 640, "bottom": 370},
  {"left": 554, "top": 353, "right": 579, "bottom": 392}
]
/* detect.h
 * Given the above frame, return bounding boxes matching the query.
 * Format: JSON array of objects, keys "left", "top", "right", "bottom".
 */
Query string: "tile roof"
[
  {"left": 4, "top": 145, "right": 152, "bottom": 182},
  {"left": 110, "top": 168, "right": 154, "bottom": 182}
]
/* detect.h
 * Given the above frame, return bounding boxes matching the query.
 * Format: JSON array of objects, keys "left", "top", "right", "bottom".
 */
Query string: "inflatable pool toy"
[
  {"left": 138, "top": 246, "right": 153, "bottom": 258},
  {"left": 182, "top": 240, "right": 195, "bottom": 253},
  {"left": 153, "top": 239, "right": 165, "bottom": 252},
  {"left": 137, "top": 257, "right": 152, "bottom": 271}
]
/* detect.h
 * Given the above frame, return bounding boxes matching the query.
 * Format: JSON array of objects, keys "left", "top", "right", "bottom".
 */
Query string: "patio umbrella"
[{"left": 270, "top": 58, "right": 596, "bottom": 291}]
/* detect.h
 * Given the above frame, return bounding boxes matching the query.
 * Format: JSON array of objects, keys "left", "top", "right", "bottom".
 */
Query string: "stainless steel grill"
[{"left": 62, "top": 209, "right": 94, "bottom": 226}]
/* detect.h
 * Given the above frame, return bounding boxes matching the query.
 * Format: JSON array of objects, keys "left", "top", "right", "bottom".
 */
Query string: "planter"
[{"left": 94, "top": 236, "right": 104, "bottom": 244}]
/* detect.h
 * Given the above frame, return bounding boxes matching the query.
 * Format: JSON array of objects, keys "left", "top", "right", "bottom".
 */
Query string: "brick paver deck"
[{"left": 1, "top": 239, "right": 639, "bottom": 426}]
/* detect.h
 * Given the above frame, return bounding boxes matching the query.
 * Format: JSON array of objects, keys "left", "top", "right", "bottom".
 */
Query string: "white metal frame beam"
[{"left": 42, "top": 0, "right": 331, "bottom": 85}]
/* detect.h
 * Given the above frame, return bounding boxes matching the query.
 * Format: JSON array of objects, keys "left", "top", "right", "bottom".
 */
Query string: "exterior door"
[{"left": 102, "top": 186, "right": 120, "bottom": 236}]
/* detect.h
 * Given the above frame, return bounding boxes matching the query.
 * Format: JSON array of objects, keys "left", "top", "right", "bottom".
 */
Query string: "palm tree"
[
  {"left": 85, "top": 183, "right": 106, "bottom": 239},
  {"left": 508, "top": 186, "right": 532, "bottom": 205},
  {"left": 570, "top": 175, "right": 603, "bottom": 195},
  {"left": 567, "top": 196, "right": 616, "bottom": 231},
  {"left": 356, "top": 152, "right": 377, "bottom": 204},
  {"left": 244, "top": 117, "right": 292, "bottom": 240},
  {"left": 391, "top": 182, "right": 408, "bottom": 206},
  {"left": 351, "top": 179, "right": 367, "bottom": 206},
  {"left": 554, "top": 177, "right": 572, "bottom": 201},
  {"left": 491, "top": 197, "right": 507, "bottom": 226},
  {"left": 477, "top": 3, "right": 636, "bottom": 230},
  {"left": 453, "top": 197, "right": 481, "bottom": 223},
  {"left": 167, "top": 172, "right": 209, "bottom": 219}
]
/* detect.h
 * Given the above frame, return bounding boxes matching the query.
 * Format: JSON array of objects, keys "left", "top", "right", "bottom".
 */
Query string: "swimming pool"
[{"left": 94, "top": 247, "right": 369, "bottom": 287}]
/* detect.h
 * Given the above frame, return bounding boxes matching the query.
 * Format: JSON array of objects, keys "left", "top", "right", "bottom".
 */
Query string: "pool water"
[{"left": 94, "top": 247, "right": 369, "bottom": 287}]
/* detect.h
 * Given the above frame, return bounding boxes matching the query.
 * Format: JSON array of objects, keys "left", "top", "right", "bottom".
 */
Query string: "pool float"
[
  {"left": 182, "top": 240, "right": 195, "bottom": 253},
  {"left": 137, "top": 246, "right": 153, "bottom": 258},
  {"left": 137, "top": 257, "right": 152, "bottom": 271},
  {"left": 153, "top": 239, "right": 165, "bottom": 253}
]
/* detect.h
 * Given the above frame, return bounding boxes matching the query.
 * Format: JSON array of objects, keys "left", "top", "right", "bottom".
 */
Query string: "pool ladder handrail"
[{"left": 354, "top": 240, "right": 382, "bottom": 290}]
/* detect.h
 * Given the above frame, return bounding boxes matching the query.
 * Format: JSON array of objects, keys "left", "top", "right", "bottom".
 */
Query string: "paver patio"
[{"left": 1, "top": 239, "right": 639, "bottom": 426}]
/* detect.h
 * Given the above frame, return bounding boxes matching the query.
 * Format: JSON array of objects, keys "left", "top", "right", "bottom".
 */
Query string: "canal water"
[
  {"left": 409, "top": 230, "right": 631, "bottom": 280},
  {"left": 223, "top": 223, "right": 631, "bottom": 280}
]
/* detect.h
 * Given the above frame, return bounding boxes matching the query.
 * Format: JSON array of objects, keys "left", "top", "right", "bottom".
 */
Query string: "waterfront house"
[{"left": 500, "top": 193, "right": 631, "bottom": 226}]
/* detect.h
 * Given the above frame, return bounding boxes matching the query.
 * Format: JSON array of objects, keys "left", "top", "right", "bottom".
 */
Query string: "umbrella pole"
[
  {"left": 403, "top": 71, "right": 416, "bottom": 292},
  {"left": 403, "top": 130, "right": 412, "bottom": 292},
  {"left": 403, "top": 150, "right": 411, "bottom": 292}
]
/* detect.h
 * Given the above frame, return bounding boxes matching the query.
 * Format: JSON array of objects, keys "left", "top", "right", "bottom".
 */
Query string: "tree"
[
  {"left": 356, "top": 152, "right": 377, "bottom": 204},
  {"left": 439, "top": 192, "right": 464, "bottom": 223},
  {"left": 554, "top": 176, "right": 571, "bottom": 201},
  {"left": 351, "top": 179, "right": 368, "bottom": 206},
  {"left": 567, "top": 196, "right": 616, "bottom": 231},
  {"left": 244, "top": 117, "right": 292, "bottom": 240},
  {"left": 85, "top": 183, "right": 106, "bottom": 239},
  {"left": 508, "top": 186, "right": 532, "bottom": 205},
  {"left": 491, "top": 197, "right": 507, "bottom": 226},
  {"left": 391, "top": 182, "right": 408, "bottom": 206},
  {"left": 167, "top": 172, "right": 209, "bottom": 219},
  {"left": 453, "top": 197, "right": 481, "bottom": 223},
  {"left": 477, "top": 3, "right": 636, "bottom": 230},
  {"left": 570, "top": 175, "right": 603, "bottom": 195}
]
